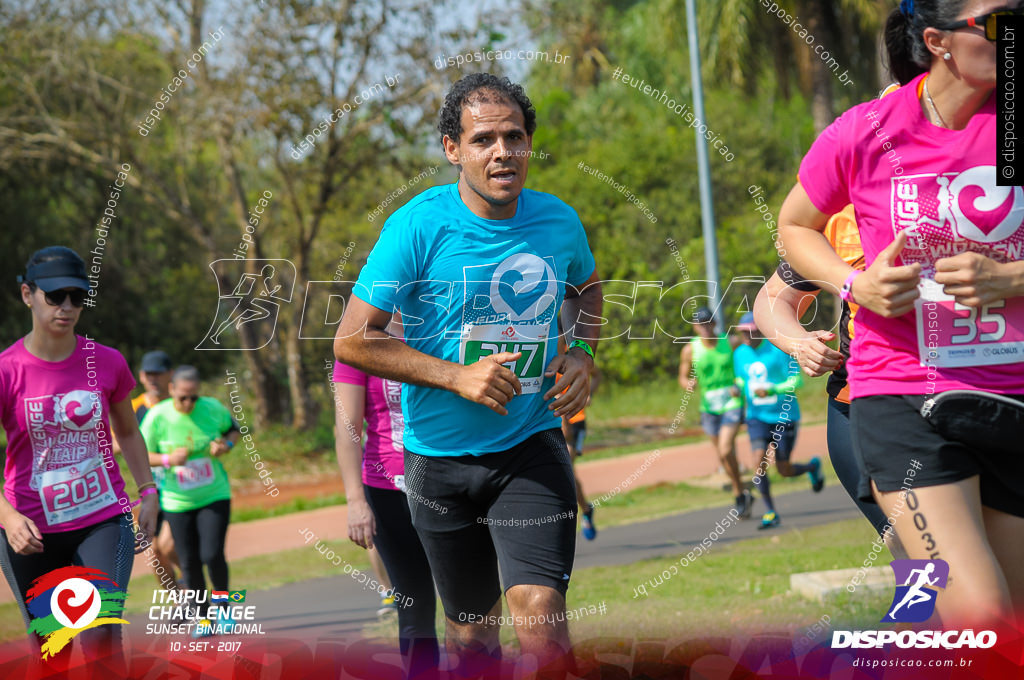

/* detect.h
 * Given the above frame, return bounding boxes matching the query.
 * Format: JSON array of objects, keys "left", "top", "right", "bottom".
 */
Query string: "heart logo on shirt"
[
  {"left": 490, "top": 253, "right": 557, "bottom": 322},
  {"left": 55, "top": 390, "right": 100, "bottom": 431},
  {"left": 950, "top": 166, "right": 1024, "bottom": 243},
  {"left": 498, "top": 269, "right": 549, "bottom": 317}
]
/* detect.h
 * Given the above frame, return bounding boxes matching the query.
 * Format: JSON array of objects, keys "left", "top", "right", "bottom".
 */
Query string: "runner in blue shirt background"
[{"left": 733, "top": 312, "right": 824, "bottom": 529}]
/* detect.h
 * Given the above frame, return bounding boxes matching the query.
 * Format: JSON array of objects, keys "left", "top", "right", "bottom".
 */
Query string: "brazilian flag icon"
[{"left": 229, "top": 590, "right": 247, "bottom": 603}]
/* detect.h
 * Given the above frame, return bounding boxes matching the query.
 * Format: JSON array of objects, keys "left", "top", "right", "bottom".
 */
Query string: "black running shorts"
[
  {"left": 403, "top": 428, "right": 577, "bottom": 622},
  {"left": 851, "top": 394, "right": 1024, "bottom": 517}
]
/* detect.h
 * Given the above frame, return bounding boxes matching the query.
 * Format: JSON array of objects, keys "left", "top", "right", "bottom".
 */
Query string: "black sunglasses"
[
  {"left": 939, "top": 7, "right": 1024, "bottom": 41},
  {"left": 42, "top": 289, "right": 88, "bottom": 307},
  {"left": 176, "top": 395, "right": 199, "bottom": 403}
]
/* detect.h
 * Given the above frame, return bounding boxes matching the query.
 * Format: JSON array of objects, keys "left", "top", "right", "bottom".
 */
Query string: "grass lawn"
[
  {"left": 589, "top": 455, "right": 837, "bottom": 529},
  {"left": 0, "top": 514, "right": 883, "bottom": 649},
  {"left": 0, "top": 537, "right": 373, "bottom": 643},
  {"left": 360, "top": 518, "right": 893, "bottom": 647},
  {"left": 585, "top": 374, "right": 829, "bottom": 450}
]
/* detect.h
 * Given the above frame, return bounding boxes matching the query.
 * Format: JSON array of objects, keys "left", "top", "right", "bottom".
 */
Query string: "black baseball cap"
[
  {"left": 693, "top": 306, "right": 714, "bottom": 325},
  {"left": 20, "top": 248, "right": 91, "bottom": 292},
  {"left": 141, "top": 351, "right": 173, "bottom": 373}
]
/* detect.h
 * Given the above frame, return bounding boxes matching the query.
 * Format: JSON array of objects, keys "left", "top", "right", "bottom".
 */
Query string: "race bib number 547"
[{"left": 460, "top": 324, "right": 548, "bottom": 394}]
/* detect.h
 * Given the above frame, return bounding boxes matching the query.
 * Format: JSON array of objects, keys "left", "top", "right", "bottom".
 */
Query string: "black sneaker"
[{"left": 736, "top": 491, "right": 753, "bottom": 519}]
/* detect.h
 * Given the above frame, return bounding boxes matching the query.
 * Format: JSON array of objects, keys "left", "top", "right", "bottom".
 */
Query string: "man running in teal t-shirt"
[{"left": 335, "top": 73, "right": 602, "bottom": 678}]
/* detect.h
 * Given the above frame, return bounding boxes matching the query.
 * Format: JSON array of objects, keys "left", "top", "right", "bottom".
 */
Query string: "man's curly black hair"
[{"left": 437, "top": 73, "right": 537, "bottom": 144}]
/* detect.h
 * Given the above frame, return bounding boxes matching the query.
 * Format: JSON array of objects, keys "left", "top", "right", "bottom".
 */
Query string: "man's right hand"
[
  {"left": 852, "top": 231, "right": 921, "bottom": 318},
  {"left": 454, "top": 352, "right": 523, "bottom": 415}
]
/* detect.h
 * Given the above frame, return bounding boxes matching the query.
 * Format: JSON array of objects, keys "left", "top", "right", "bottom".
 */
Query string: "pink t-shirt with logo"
[
  {"left": 333, "top": 362, "right": 405, "bottom": 491},
  {"left": 799, "top": 73, "right": 1024, "bottom": 397},
  {"left": 0, "top": 335, "right": 135, "bottom": 532}
]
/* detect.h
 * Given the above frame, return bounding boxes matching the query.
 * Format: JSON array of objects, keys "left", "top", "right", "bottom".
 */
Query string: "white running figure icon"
[{"left": 888, "top": 562, "right": 940, "bottom": 619}]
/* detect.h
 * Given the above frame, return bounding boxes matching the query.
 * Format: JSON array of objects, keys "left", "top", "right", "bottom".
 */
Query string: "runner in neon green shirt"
[
  {"left": 678, "top": 307, "right": 751, "bottom": 518},
  {"left": 139, "top": 365, "right": 238, "bottom": 630}
]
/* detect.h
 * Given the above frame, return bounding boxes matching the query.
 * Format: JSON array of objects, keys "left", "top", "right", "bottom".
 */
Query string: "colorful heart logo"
[
  {"left": 50, "top": 579, "right": 101, "bottom": 629},
  {"left": 56, "top": 588, "right": 94, "bottom": 627}
]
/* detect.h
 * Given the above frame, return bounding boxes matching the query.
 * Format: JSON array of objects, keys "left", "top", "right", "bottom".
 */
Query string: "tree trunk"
[
  {"left": 285, "top": 250, "right": 316, "bottom": 429},
  {"left": 797, "top": 1, "right": 835, "bottom": 134}
]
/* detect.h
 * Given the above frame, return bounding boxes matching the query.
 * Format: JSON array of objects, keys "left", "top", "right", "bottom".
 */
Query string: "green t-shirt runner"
[
  {"left": 140, "top": 397, "right": 233, "bottom": 512},
  {"left": 691, "top": 337, "right": 743, "bottom": 414}
]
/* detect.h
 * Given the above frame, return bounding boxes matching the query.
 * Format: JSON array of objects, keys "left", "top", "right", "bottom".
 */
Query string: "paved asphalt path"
[{"left": 125, "top": 483, "right": 861, "bottom": 640}]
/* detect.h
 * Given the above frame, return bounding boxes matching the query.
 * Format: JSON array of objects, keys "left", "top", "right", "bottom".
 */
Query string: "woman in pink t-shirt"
[
  {"left": 333, "top": 319, "right": 437, "bottom": 678},
  {"left": 779, "top": 0, "right": 1024, "bottom": 629},
  {"left": 0, "top": 247, "right": 158, "bottom": 668}
]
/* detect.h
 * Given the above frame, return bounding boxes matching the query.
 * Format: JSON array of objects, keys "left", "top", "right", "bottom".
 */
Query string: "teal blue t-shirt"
[
  {"left": 733, "top": 341, "right": 802, "bottom": 424},
  {"left": 353, "top": 183, "right": 596, "bottom": 456}
]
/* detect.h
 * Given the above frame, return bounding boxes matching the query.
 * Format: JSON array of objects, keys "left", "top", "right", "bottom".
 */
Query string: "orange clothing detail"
[
  {"left": 824, "top": 204, "right": 864, "bottom": 404},
  {"left": 131, "top": 392, "right": 160, "bottom": 414},
  {"left": 555, "top": 373, "right": 586, "bottom": 423}
]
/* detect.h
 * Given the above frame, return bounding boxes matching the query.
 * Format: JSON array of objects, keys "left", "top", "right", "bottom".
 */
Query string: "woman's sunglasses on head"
[
  {"left": 940, "top": 7, "right": 1024, "bottom": 42},
  {"left": 42, "top": 288, "right": 88, "bottom": 307}
]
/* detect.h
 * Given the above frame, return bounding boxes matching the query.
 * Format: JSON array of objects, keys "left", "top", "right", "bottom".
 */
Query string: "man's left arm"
[{"left": 544, "top": 269, "right": 602, "bottom": 419}]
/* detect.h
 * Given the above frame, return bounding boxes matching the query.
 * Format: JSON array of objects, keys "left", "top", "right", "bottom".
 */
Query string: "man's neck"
[{"left": 457, "top": 177, "right": 517, "bottom": 220}]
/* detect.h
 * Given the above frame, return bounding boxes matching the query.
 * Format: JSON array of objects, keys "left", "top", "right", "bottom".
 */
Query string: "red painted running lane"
[{"left": 0, "top": 423, "right": 828, "bottom": 605}]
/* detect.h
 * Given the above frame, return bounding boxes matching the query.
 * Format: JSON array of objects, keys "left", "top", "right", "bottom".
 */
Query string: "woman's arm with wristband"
[
  {"left": 779, "top": 183, "right": 921, "bottom": 318},
  {"left": 109, "top": 397, "right": 158, "bottom": 542}
]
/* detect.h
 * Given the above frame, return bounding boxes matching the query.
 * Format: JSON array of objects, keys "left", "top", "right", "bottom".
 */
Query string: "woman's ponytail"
[{"left": 883, "top": 1, "right": 969, "bottom": 85}]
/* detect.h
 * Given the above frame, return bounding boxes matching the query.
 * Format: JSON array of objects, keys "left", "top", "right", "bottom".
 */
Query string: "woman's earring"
[{"left": 944, "top": 51, "right": 952, "bottom": 61}]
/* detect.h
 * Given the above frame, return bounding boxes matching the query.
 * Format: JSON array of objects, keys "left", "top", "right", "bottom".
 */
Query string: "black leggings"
[
  {"left": 163, "top": 499, "right": 230, "bottom": 592},
  {"left": 0, "top": 513, "right": 134, "bottom": 668},
  {"left": 364, "top": 484, "right": 439, "bottom": 678},
  {"left": 827, "top": 397, "right": 890, "bottom": 536}
]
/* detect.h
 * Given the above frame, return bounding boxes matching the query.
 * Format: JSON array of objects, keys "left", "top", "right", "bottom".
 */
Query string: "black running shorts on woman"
[
  {"left": 852, "top": 394, "right": 1024, "bottom": 517},
  {"left": 403, "top": 428, "right": 577, "bottom": 620}
]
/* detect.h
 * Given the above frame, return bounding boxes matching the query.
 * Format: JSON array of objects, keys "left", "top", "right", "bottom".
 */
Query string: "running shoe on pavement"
[
  {"left": 736, "top": 492, "right": 752, "bottom": 519},
  {"left": 582, "top": 503, "right": 597, "bottom": 541},
  {"left": 377, "top": 595, "right": 398, "bottom": 619},
  {"left": 758, "top": 511, "right": 780, "bottom": 530},
  {"left": 809, "top": 457, "right": 825, "bottom": 492}
]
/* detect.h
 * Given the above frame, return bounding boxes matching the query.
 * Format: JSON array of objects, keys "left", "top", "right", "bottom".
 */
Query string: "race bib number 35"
[
  {"left": 39, "top": 456, "right": 117, "bottom": 526},
  {"left": 461, "top": 325, "right": 548, "bottom": 394},
  {"left": 917, "top": 280, "right": 1024, "bottom": 367}
]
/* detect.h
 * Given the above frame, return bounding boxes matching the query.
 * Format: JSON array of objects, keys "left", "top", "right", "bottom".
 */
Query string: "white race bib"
[
  {"left": 748, "top": 380, "right": 778, "bottom": 406},
  {"left": 916, "top": 279, "right": 1024, "bottom": 368},
  {"left": 174, "top": 457, "right": 216, "bottom": 491},
  {"left": 704, "top": 387, "right": 733, "bottom": 412},
  {"left": 459, "top": 324, "right": 549, "bottom": 395},
  {"left": 38, "top": 455, "right": 118, "bottom": 526}
]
